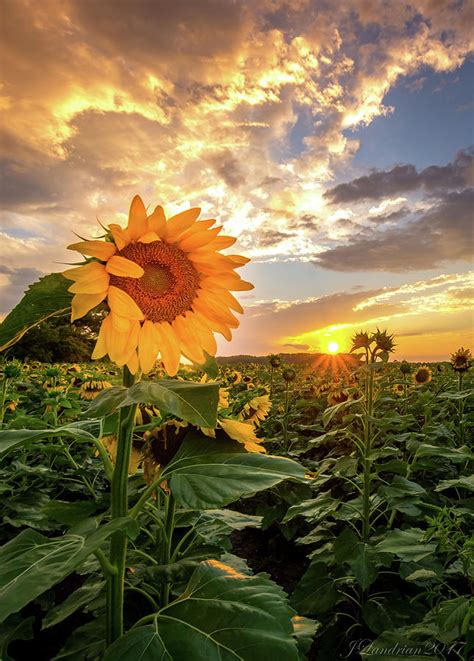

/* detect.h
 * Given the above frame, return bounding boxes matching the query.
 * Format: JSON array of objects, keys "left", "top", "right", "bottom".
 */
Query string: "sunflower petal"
[
  {"left": 138, "top": 231, "right": 161, "bottom": 244},
  {"left": 68, "top": 272, "right": 110, "bottom": 294},
  {"left": 147, "top": 205, "right": 167, "bottom": 237},
  {"left": 91, "top": 317, "right": 110, "bottom": 359},
  {"left": 138, "top": 320, "right": 159, "bottom": 373},
  {"left": 172, "top": 315, "right": 205, "bottom": 364},
  {"left": 185, "top": 312, "right": 217, "bottom": 356},
  {"left": 108, "top": 286, "right": 144, "bottom": 321},
  {"left": 166, "top": 208, "right": 201, "bottom": 240},
  {"left": 63, "top": 262, "right": 107, "bottom": 282},
  {"left": 106, "top": 255, "right": 144, "bottom": 278},
  {"left": 109, "top": 224, "right": 132, "bottom": 250},
  {"left": 177, "top": 226, "right": 222, "bottom": 252},
  {"left": 68, "top": 241, "right": 116, "bottom": 260},
  {"left": 154, "top": 321, "right": 181, "bottom": 376},
  {"left": 106, "top": 314, "right": 132, "bottom": 363},
  {"left": 126, "top": 350, "right": 139, "bottom": 375},
  {"left": 117, "top": 320, "right": 141, "bottom": 367},
  {"left": 127, "top": 195, "right": 149, "bottom": 240},
  {"left": 71, "top": 291, "right": 107, "bottom": 322},
  {"left": 202, "top": 274, "right": 254, "bottom": 291}
]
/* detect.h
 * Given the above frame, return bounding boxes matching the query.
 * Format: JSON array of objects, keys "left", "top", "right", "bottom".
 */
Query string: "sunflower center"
[
  {"left": 109, "top": 240, "right": 200, "bottom": 323},
  {"left": 140, "top": 263, "right": 174, "bottom": 296}
]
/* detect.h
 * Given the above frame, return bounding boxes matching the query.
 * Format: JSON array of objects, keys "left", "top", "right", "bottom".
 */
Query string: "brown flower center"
[{"left": 109, "top": 240, "right": 200, "bottom": 322}]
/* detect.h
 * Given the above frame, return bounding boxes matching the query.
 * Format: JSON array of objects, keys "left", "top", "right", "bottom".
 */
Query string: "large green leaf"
[
  {"left": 0, "top": 421, "right": 100, "bottom": 456},
  {"left": 334, "top": 528, "right": 378, "bottom": 590},
  {"left": 160, "top": 432, "right": 306, "bottom": 509},
  {"left": 104, "top": 560, "right": 299, "bottom": 660},
  {"left": 291, "top": 562, "right": 340, "bottom": 616},
  {"left": 375, "top": 528, "right": 437, "bottom": 563},
  {"left": 86, "top": 380, "right": 219, "bottom": 428},
  {"left": 0, "top": 517, "right": 137, "bottom": 623},
  {"left": 0, "top": 273, "right": 72, "bottom": 352}
]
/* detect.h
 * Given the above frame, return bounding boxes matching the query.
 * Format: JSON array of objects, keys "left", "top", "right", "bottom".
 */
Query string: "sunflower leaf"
[
  {"left": 160, "top": 431, "right": 307, "bottom": 509},
  {"left": 86, "top": 380, "right": 219, "bottom": 428},
  {"left": 103, "top": 559, "right": 299, "bottom": 660},
  {"left": 0, "top": 273, "right": 72, "bottom": 352}
]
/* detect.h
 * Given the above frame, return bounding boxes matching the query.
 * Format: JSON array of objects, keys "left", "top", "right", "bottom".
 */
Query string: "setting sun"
[{"left": 328, "top": 341, "right": 340, "bottom": 354}]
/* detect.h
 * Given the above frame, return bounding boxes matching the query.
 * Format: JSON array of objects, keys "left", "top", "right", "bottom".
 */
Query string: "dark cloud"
[
  {"left": 315, "top": 188, "right": 474, "bottom": 271},
  {"left": 257, "top": 229, "right": 294, "bottom": 247},
  {"left": 292, "top": 213, "right": 319, "bottom": 230},
  {"left": 324, "top": 147, "right": 474, "bottom": 203},
  {"left": 283, "top": 343, "right": 311, "bottom": 351},
  {"left": 205, "top": 149, "right": 246, "bottom": 189},
  {"left": 369, "top": 206, "right": 410, "bottom": 223},
  {"left": 0, "top": 266, "right": 42, "bottom": 315}
]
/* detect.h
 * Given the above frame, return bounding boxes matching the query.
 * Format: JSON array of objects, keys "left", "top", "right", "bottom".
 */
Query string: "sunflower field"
[{"left": 0, "top": 198, "right": 472, "bottom": 661}]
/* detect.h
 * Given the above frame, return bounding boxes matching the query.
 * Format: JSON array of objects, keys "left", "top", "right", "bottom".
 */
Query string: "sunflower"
[
  {"left": 413, "top": 365, "right": 432, "bottom": 385},
  {"left": 450, "top": 347, "right": 471, "bottom": 373},
  {"left": 240, "top": 394, "right": 271, "bottom": 424},
  {"left": 79, "top": 375, "right": 113, "bottom": 400},
  {"left": 64, "top": 195, "right": 253, "bottom": 376},
  {"left": 392, "top": 383, "right": 405, "bottom": 395}
]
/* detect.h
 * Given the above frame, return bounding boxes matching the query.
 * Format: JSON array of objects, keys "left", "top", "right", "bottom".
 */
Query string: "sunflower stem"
[
  {"left": 160, "top": 491, "right": 176, "bottom": 607},
  {"left": 106, "top": 366, "right": 137, "bottom": 647}
]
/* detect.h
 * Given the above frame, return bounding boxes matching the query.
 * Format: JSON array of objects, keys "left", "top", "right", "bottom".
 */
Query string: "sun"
[{"left": 328, "top": 341, "right": 340, "bottom": 354}]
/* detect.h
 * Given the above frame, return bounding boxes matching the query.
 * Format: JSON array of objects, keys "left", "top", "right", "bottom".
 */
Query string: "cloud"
[
  {"left": 324, "top": 147, "right": 474, "bottom": 203},
  {"left": 0, "top": 265, "right": 42, "bottom": 316},
  {"left": 225, "top": 270, "right": 473, "bottom": 358},
  {"left": 315, "top": 188, "right": 474, "bottom": 271},
  {"left": 283, "top": 343, "right": 311, "bottom": 351}
]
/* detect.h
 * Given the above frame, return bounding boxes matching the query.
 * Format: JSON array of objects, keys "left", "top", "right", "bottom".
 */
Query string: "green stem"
[
  {"left": 283, "top": 382, "right": 290, "bottom": 450},
  {"left": 106, "top": 366, "right": 137, "bottom": 647},
  {"left": 361, "top": 365, "right": 374, "bottom": 542},
  {"left": 270, "top": 365, "right": 274, "bottom": 399},
  {"left": 0, "top": 378, "right": 9, "bottom": 426},
  {"left": 161, "top": 491, "right": 176, "bottom": 607}
]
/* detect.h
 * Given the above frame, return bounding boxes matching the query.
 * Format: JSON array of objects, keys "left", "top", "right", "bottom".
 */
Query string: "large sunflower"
[{"left": 64, "top": 196, "right": 253, "bottom": 375}]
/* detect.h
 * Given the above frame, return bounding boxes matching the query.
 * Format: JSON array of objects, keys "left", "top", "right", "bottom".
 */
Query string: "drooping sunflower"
[
  {"left": 450, "top": 347, "right": 471, "bottom": 373},
  {"left": 64, "top": 196, "right": 253, "bottom": 376},
  {"left": 413, "top": 365, "right": 432, "bottom": 385}
]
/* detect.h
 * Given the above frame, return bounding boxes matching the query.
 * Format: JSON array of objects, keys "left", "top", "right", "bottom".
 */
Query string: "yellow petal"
[
  {"left": 109, "top": 224, "right": 132, "bottom": 250},
  {"left": 191, "top": 309, "right": 231, "bottom": 342},
  {"left": 68, "top": 240, "right": 116, "bottom": 260},
  {"left": 193, "top": 293, "right": 239, "bottom": 327},
  {"left": 228, "top": 254, "right": 251, "bottom": 267},
  {"left": 105, "top": 314, "right": 132, "bottom": 363},
  {"left": 117, "top": 320, "right": 141, "bottom": 367},
  {"left": 126, "top": 350, "right": 139, "bottom": 375},
  {"left": 138, "top": 320, "right": 159, "bottom": 373},
  {"left": 172, "top": 316, "right": 205, "bottom": 364},
  {"left": 106, "top": 255, "right": 144, "bottom": 278},
  {"left": 63, "top": 262, "right": 107, "bottom": 282},
  {"left": 204, "top": 286, "right": 244, "bottom": 314},
  {"left": 138, "top": 231, "right": 160, "bottom": 244},
  {"left": 193, "top": 235, "right": 236, "bottom": 252},
  {"left": 92, "top": 316, "right": 111, "bottom": 359},
  {"left": 71, "top": 291, "right": 107, "bottom": 322},
  {"left": 107, "top": 286, "right": 144, "bottom": 320},
  {"left": 147, "top": 205, "right": 167, "bottom": 236},
  {"left": 154, "top": 321, "right": 181, "bottom": 376},
  {"left": 185, "top": 312, "right": 217, "bottom": 356},
  {"left": 127, "top": 195, "right": 149, "bottom": 240},
  {"left": 68, "top": 272, "right": 110, "bottom": 294},
  {"left": 218, "top": 418, "right": 264, "bottom": 452},
  {"left": 202, "top": 274, "right": 254, "bottom": 291},
  {"left": 166, "top": 208, "right": 201, "bottom": 240},
  {"left": 177, "top": 226, "right": 222, "bottom": 252}
]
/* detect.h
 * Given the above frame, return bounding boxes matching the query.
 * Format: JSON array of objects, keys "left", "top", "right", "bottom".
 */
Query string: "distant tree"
[{"left": 7, "top": 308, "right": 106, "bottom": 363}]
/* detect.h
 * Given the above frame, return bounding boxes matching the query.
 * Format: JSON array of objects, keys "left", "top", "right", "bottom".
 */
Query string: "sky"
[{"left": 0, "top": 0, "right": 473, "bottom": 361}]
